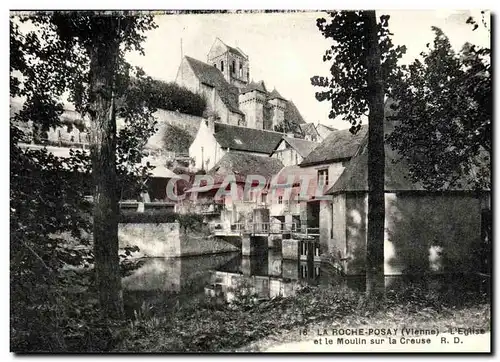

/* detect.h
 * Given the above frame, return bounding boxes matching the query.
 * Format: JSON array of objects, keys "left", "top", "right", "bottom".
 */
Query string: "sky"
[{"left": 125, "top": 10, "right": 490, "bottom": 130}]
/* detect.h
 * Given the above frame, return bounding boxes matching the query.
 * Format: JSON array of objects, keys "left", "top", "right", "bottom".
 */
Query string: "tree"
[
  {"left": 311, "top": 11, "right": 406, "bottom": 296},
  {"left": 386, "top": 19, "right": 491, "bottom": 191},
  {"left": 10, "top": 11, "right": 157, "bottom": 324}
]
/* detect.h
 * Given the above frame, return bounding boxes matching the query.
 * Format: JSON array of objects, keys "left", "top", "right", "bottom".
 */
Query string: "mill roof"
[
  {"left": 317, "top": 123, "right": 337, "bottom": 132},
  {"left": 300, "top": 125, "right": 368, "bottom": 166},
  {"left": 209, "top": 152, "right": 284, "bottom": 181},
  {"left": 327, "top": 140, "right": 491, "bottom": 194},
  {"left": 326, "top": 98, "right": 490, "bottom": 194}
]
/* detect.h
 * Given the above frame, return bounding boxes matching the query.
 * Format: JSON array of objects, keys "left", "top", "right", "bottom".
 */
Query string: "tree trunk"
[
  {"left": 364, "top": 11, "right": 386, "bottom": 298},
  {"left": 87, "top": 21, "right": 123, "bottom": 319}
]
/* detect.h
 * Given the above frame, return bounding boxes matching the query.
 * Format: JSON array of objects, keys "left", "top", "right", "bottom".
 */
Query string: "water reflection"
[
  {"left": 122, "top": 246, "right": 327, "bottom": 303},
  {"left": 122, "top": 252, "right": 240, "bottom": 293},
  {"left": 207, "top": 248, "right": 323, "bottom": 302}
]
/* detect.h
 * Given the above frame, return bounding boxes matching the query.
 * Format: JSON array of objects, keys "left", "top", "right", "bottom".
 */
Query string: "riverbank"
[
  {"left": 115, "top": 284, "right": 490, "bottom": 353},
  {"left": 238, "top": 303, "right": 491, "bottom": 352}
]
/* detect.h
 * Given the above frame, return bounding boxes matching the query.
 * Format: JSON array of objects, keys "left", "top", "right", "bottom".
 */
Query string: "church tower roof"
[
  {"left": 240, "top": 80, "right": 267, "bottom": 95},
  {"left": 268, "top": 88, "right": 286, "bottom": 101}
]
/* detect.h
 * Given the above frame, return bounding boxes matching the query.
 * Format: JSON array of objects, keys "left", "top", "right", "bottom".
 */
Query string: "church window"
[
  {"left": 214, "top": 63, "right": 217, "bottom": 68},
  {"left": 239, "top": 63, "right": 243, "bottom": 77},
  {"left": 220, "top": 61, "right": 224, "bottom": 72},
  {"left": 232, "top": 60, "right": 236, "bottom": 74}
]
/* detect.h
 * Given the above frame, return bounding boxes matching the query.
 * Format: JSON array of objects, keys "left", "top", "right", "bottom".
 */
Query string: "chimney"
[{"left": 206, "top": 114, "right": 216, "bottom": 134}]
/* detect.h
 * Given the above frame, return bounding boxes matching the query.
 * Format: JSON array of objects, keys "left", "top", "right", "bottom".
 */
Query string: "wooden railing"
[{"left": 208, "top": 222, "right": 320, "bottom": 237}]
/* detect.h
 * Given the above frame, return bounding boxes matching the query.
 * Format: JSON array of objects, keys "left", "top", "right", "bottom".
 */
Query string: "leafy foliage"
[
  {"left": 162, "top": 124, "right": 195, "bottom": 154},
  {"left": 148, "top": 79, "right": 207, "bottom": 117},
  {"left": 176, "top": 213, "right": 205, "bottom": 232},
  {"left": 310, "top": 11, "right": 404, "bottom": 296},
  {"left": 117, "top": 282, "right": 489, "bottom": 352},
  {"left": 10, "top": 11, "right": 159, "bottom": 351},
  {"left": 310, "top": 11, "right": 406, "bottom": 134},
  {"left": 119, "top": 211, "right": 178, "bottom": 224},
  {"left": 386, "top": 24, "right": 491, "bottom": 190}
]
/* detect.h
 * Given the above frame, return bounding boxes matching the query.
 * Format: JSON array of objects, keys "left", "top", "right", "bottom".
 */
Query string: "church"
[{"left": 175, "top": 37, "right": 306, "bottom": 133}]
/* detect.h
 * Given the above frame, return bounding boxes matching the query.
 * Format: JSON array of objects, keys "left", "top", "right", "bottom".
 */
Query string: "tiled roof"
[
  {"left": 280, "top": 137, "right": 318, "bottom": 158},
  {"left": 214, "top": 122, "right": 284, "bottom": 154},
  {"left": 300, "top": 125, "right": 368, "bottom": 166},
  {"left": 141, "top": 155, "right": 182, "bottom": 179},
  {"left": 327, "top": 100, "right": 490, "bottom": 194},
  {"left": 209, "top": 152, "right": 283, "bottom": 181},
  {"left": 241, "top": 80, "right": 267, "bottom": 94},
  {"left": 282, "top": 100, "right": 307, "bottom": 136},
  {"left": 226, "top": 44, "right": 247, "bottom": 59},
  {"left": 268, "top": 88, "right": 286, "bottom": 101},
  {"left": 284, "top": 100, "right": 305, "bottom": 125},
  {"left": 325, "top": 134, "right": 425, "bottom": 194},
  {"left": 299, "top": 123, "right": 320, "bottom": 138},
  {"left": 184, "top": 56, "right": 243, "bottom": 115},
  {"left": 318, "top": 124, "right": 337, "bottom": 132}
]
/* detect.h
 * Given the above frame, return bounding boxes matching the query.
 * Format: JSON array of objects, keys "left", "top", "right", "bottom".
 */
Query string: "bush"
[
  {"left": 148, "top": 80, "right": 206, "bottom": 117},
  {"left": 162, "top": 124, "right": 195, "bottom": 155},
  {"left": 118, "top": 211, "right": 178, "bottom": 224},
  {"left": 118, "top": 212, "right": 205, "bottom": 233}
]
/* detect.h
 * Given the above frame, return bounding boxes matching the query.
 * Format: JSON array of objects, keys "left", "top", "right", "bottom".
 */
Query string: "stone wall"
[
  {"left": 241, "top": 234, "right": 267, "bottom": 256},
  {"left": 119, "top": 223, "right": 181, "bottom": 257},
  {"left": 330, "top": 193, "right": 346, "bottom": 254},
  {"left": 119, "top": 222, "right": 238, "bottom": 257},
  {"left": 189, "top": 120, "right": 225, "bottom": 170},
  {"left": 341, "top": 192, "right": 484, "bottom": 278},
  {"left": 319, "top": 199, "right": 333, "bottom": 254},
  {"left": 179, "top": 231, "right": 239, "bottom": 256},
  {"left": 175, "top": 58, "right": 201, "bottom": 93},
  {"left": 282, "top": 239, "right": 299, "bottom": 260}
]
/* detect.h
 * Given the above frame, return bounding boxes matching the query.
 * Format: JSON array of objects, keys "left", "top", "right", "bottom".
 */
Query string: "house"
[
  {"left": 270, "top": 136, "right": 319, "bottom": 167},
  {"left": 11, "top": 100, "right": 91, "bottom": 150},
  {"left": 297, "top": 126, "right": 368, "bottom": 235},
  {"left": 265, "top": 165, "right": 317, "bottom": 231},
  {"left": 299, "top": 122, "right": 337, "bottom": 142},
  {"left": 184, "top": 152, "right": 284, "bottom": 229},
  {"left": 12, "top": 100, "right": 184, "bottom": 213},
  {"left": 315, "top": 123, "right": 337, "bottom": 141},
  {"left": 175, "top": 38, "right": 307, "bottom": 134},
  {"left": 322, "top": 121, "right": 491, "bottom": 290},
  {"left": 299, "top": 123, "right": 321, "bottom": 142},
  {"left": 189, "top": 117, "right": 285, "bottom": 170}
]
